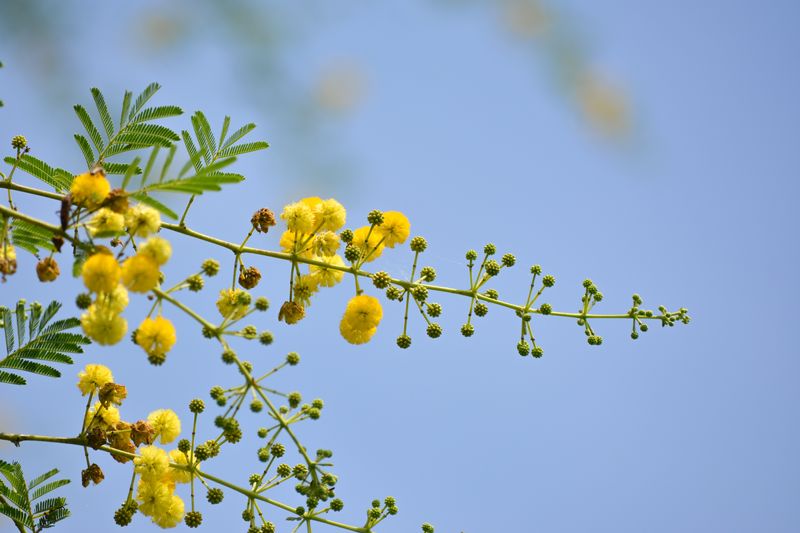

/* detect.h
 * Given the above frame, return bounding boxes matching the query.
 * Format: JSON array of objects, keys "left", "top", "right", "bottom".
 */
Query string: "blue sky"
[{"left": 1, "top": 1, "right": 798, "bottom": 532}]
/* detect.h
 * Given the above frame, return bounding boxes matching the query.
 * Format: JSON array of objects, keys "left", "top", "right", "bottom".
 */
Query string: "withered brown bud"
[
  {"left": 36, "top": 257, "right": 60, "bottom": 282},
  {"left": 103, "top": 188, "right": 130, "bottom": 214},
  {"left": 110, "top": 439, "right": 137, "bottom": 464},
  {"left": 99, "top": 383, "right": 127, "bottom": 406},
  {"left": 130, "top": 420, "right": 155, "bottom": 447},
  {"left": 278, "top": 301, "right": 305, "bottom": 325},
  {"left": 81, "top": 463, "right": 105, "bottom": 487},
  {"left": 86, "top": 428, "right": 107, "bottom": 450},
  {"left": 238, "top": 266, "right": 262, "bottom": 289},
  {"left": 0, "top": 258, "right": 17, "bottom": 279},
  {"left": 51, "top": 236, "right": 65, "bottom": 252},
  {"left": 251, "top": 208, "right": 277, "bottom": 233}
]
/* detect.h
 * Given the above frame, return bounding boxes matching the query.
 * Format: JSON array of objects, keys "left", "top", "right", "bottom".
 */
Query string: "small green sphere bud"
[
  {"left": 426, "top": 302, "right": 442, "bottom": 317},
  {"left": 587, "top": 335, "right": 603, "bottom": 346},
  {"left": 640, "top": 323, "right": 649, "bottom": 332},
  {"left": 384, "top": 496, "right": 396, "bottom": 507},
  {"left": 259, "top": 331, "right": 274, "bottom": 345},
  {"left": 194, "top": 444, "right": 210, "bottom": 462},
  {"left": 75, "top": 293, "right": 92, "bottom": 309},
  {"left": 201, "top": 325, "right": 216, "bottom": 339},
  {"left": 422, "top": 524, "right": 435, "bottom": 533},
  {"left": 426, "top": 323, "right": 442, "bottom": 338},
  {"left": 367, "top": 210, "right": 384, "bottom": 225},
  {"left": 257, "top": 427, "right": 268, "bottom": 438},
  {"left": 241, "top": 325, "right": 258, "bottom": 339},
  {"left": 293, "top": 464, "right": 309, "bottom": 479},
  {"left": 587, "top": 285, "right": 598, "bottom": 295},
  {"left": 371, "top": 499, "right": 381, "bottom": 508},
  {"left": 461, "top": 323, "right": 475, "bottom": 337},
  {"left": 258, "top": 447, "right": 270, "bottom": 462},
  {"left": 288, "top": 391, "right": 302, "bottom": 408},
  {"left": 242, "top": 509, "right": 254, "bottom": 521},
  {"left": 240, "top": 360, "right": 253, "bottom": 374},
  {"left": 331, "top": 499, "right": 344, "bottom": 511},
  {"left": 517, "top": 340, "right": 530, "bottom": 356},
  {"left": 308, "top": 407, "right": 321, "bottom": 420},
  {"left": 372, "top": 271, "right": 391, "bottom": 289},
  {"left": 250, "top": 400, "right": 263, "bottom": 413},
  {"left": 113, "top": 502, "right": 136, "bottom": 526},
  {"left": 539, "top": 303, "right": 552, "bottom": 315},
  {"left": 271, "top": 443, "right": 286, "bottom": 457},
  {"left": 593, "top": 292, "right": 604, "bottom": 302},
  {"left": 583, "top": 278, "right": 593, "bottom": 288},
  {"left": 631, "top": 331, "right": 639, "bottom": 340},
  {"left": 474, "top": 303, "right": 488, "bottom": 317},
  {"left": 410, "top": 236, "right": 428, "bottom": 253},
  {"left": 386, "top": 286, "right": 402, "bottom": 300},
  {"left": 484, "top": 289, "right": 499, "bottom": 300},
  {"left": 249, "top": 474, "right": 261, "bottom": 485},
  {"left": 388, "top": 505, "right": 398, "bottom": 515},
  {"left": 542, "top": 275, "right": 555, "bottom": 287},
  {"left": 340, "top": 229, "right": 354, "bottom": 243},
  {"left": 311, "top": 398, "right": 324, "bottom": 409},
  {"left": 344, "top": 244, "right": 361, "bottom": 262},
  {"left": 411, "top": 285, "right": 428, "bottom": 302},
  {"left": 286, "top": 352, "right": 301, "bottom": 365},
  {"left": 206, "top": 487, "right": 224, "bottom": 504},
  {"left": 369, "top": 507, "right": 382, "bottom": 520},
  {"left": 531, "top": 346, "right": 544, "bottom": 358},
  {"left": 295, "top": 506, "right": 306, "bottom": 516},
  {"left": 277, "top": 463, "right": 292, "bottom": 477},
  {"left": 465, "top": 249, "right": 478, "bottom": 261},
  {"left": 419, "top": 266, "right": 436, "bottom": 282},
  {"left": 221, "top": 349, "right": 236, "bottom": 365},
  {"left": 189, "top": 398, "right": 205, "bottom": 414},
  {"left": 185, "top": 510, "right": 203, "bottom": 528},
  {"left": 396, "top": 335, "right": 412, "bottom": 349},
  {"left": 209, "top": 386, "right": 224, "bottom": 400},
  {"left": 501, "top": 253, "right": 516, "bottom": 267},
  {"left": 201, "top": 259, "right": 220, "bottom": 277},
  {"left": 255, "top": 297, "right": 270, "bottom": 311},
  {"left": 307, "top": 496, "right": 319, "bottom": 509},
  {"left": 483, "top": 243, "right": 496, "bottom": 255},
  {"left": 178, "top": 439, "right": 191, "bottom": 453},
  {"left": 632, "top": 293, "right": 643, "bottom": 305},
  {"left": 262, "top": 523, "right": 276, "bottom": 533},
  {"left": 187, "top": 274, "right": 204, "bottom": 292},
  {"left": 485, "top": 260, "right": 501, "bottom": 276},
  {"left": 530, "top": 264, "right": 542, "bottom": 275},
  {"left": 11, "top": 135, "right": 27, "bottom": 150},
  {"left": 279, "top": 406, "right": 289, "bottom": 414}
]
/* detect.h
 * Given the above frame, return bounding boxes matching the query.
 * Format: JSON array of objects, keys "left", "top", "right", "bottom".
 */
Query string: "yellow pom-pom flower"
[
  {"left": 352, "top": 226, "right": 384, "bottom": 262},
  {"left": 70, "top": 170, "right": 111, "bottom": 209},
  {"left": 312, "top": 231, "right": 340, "bottom": 257},
  {"left": 167, "top": 449, "right": 193, "bottom": 484},
  {"left": 342, "top": 294, "right": 383, "bottom": 330},
  {"left": 81, "top": 303, "right": 128, "bottom": 345},
  {"left": 96, "top": 285, "right": 129, "bottom": 314},
  {"left": 292, "top": 274, "right": 319, "bottom": 308},
  {"left": 135, "top": 316, "right": 177, "bottom": 359},
  {"left": 82, "top": 251, "right": 121, "bottom": 293},
  {"left": 216, "top": 289, "right": 250, "bottom": 320},
  {"left": 85, "top": 402, "right": 121, "bottom": 430},
  {"left": 315, "top": 198, "right": 346, "bottom": 231},
  {"left": 339, "top": 321, "right": 377, "bottom": 345},
  {"left": 152, "top": 493, "right": 185, "bottom": 529},
  {"left": 125, "top": 204, "right": 161, "bottom": 237},
  {"left": 77, "top": 364, "right": 114, "bottom": 396},
  {"left": 121, "top": 254, "right": 160, "bottom": 293},
  {"left": 375, "top": 211, "right": 410, "bottom": 248},
  {"left": 139, "top": 236, "right": 172, "bottom": 266},
  {"left": 310, "top": 254, "right": 346, "bottom": 287},
  {"left": 279, "top": 230, "right": 312, "bottom": 257},
  {"left": 281, "top": 202, "right": 316, "bottom": 234},
  {"left": 134, "top": 445, "right": 171, "bottom": 482},
  {"left": 136, "top": 479, "right": 171, "bottom": 518},
  {"left": 147, "top": 409, "right": 181, "bottom": 444},
  {"left": 87, "top": 208, "right": 125, "bottom": 236}
]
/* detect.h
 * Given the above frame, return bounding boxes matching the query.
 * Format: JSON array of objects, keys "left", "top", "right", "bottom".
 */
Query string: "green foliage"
[
  {"left": 10, "top": 220, "right": 56, "bottom": 256},
  {"left": 0, "top": 300, "right": 89, "bottom": 386},
  {"left": 1, "top": 155, "right": 72, "bottom": 192},
  {"left": 0, "top": 460, "right": 70, "bottom": 531}
]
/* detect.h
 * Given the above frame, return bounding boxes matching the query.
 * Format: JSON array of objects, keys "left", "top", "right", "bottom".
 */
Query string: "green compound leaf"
[
  {"left": 0, "top": 460, "right": 70, "bottom": 530},
  {"left": 2, "top": 155, "right": 72, "bottom": 192}
]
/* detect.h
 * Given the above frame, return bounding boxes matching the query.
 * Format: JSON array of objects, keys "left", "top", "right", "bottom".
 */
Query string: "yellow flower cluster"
[
  {"left": 146, "top": 409, "right": 182, "bottom": 444},
  {"left": 76, "top": 364, "right": 114, "bottom": 395},
  {"left": 216, "top": 288, "right": 251, "bottom": 320},
  {"left": 339, "top": 295, "right": 383, "bottom": 344},
  {"left": 70, "top": 169, "right": 111, "bottom": 209},
  {"left": 135, "top": 445, "right": 187, "bottom": 528},
  {"left": 135, "top": 316, "right": 177, "bottom": 361}
]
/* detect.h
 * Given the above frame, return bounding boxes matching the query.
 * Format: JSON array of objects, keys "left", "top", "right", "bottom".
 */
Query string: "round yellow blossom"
[
  {"left": 77, "top": 364, "right": 114, "bottom": 396},
  {"left": 121, "top": 254, "right": 160, "bottom": 293},
  {"left": 375, "top": 211, "right": 410, "bottom": 248},
  {"left": 136, "top": 479, "right": 172, "bottom": 518},
  {"left": 82, "top": 251, "right": 121, "bottom": 294},
  {"left": 341, "top": 294, "right": 383, "bottom": 331},
  {"left": 70, "top": 171, "right": 111, "bottom": 209},
  {"left": 85, "top": 402, "right": 121, "bottom": 430},
  {"left": 152, "top": 493, "right": 185, "bottom": 529},
  {"left": 281, "top": 202, "right": 316, "bottom": 234},
  {"left": 135, "top": 316, "right": 177, "bottom": 358},
  {"left": 167, "top": 449, "right": 194, "bottom": 484},
  {"left": 81, "top": 303, "right": 128, "bottom": 345},
  {"left": 293, "top": 274, "right": 320, "bottom": 308},
  {"left": 216, "top": 289, "right": 250, "bottom": 320},
  {"left": 125, "top": 204, "right": 161, "bottom": 237},
  {"left": 96, "top": 285, "right": 129, "bottom": 314},
  {"left": 352, "top": 226, "right": 384, "bottom": 262},
  {"left": 310, "top": 254, "right": 346, "bottom": 287},
  {"left": 134, "top": 445, "right": 170, "bottom": 482},
  {"left": 312, "top": 231, "right": 340, "bottom": 257},
  {"left": 147, "top": 409, "right": 181, "bottom": 444},
  {"left": 87, "top": 208, "right": 125, "bottom": 237},
  {"left": 315, "top": 199, "right": 346, "bottom": 231},
  {"left": 339, "top": 321, "right": 377, "bottom": 345},
  {"left": 139, "top": 237, "right": 172, "bottom": 266},
  {"left": 279, "top": 230, "right": 312, "bottom": 257}
]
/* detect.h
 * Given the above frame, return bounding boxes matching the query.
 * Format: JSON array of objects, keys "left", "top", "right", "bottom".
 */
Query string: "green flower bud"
[
  {"left": 258, "top": 447, "right": 270, "bottom": 462},
  {"left": 184, "top": 511, "right": 203, "bottom": 528},
  {"left": 465, "top": 250, "right": 478, "bottom": 261},
  {"left": 221, "top": 349, "right": 236, "bottom": 365},
  {"left": 411, "top": 285, "right": 428, "bottom": 302},
  {"left": 271, "top": 443, "right": 286, "bottom": 457},
  {"left": 259, "top": 331, "right": 274, "bottom": 345},
  {"left": 367, "top": 210, "right": 384, "bottom": 225},
  {"left": 484, "top": 243, "right": 496, "bottom": 255},
  {"left": 419, "top": 266, "right": 436, "bottom": 281},
  {"left": 241, "top": 325, "right": 258, "bottom": 339},
  {"left": 76, "top": 293, "right": 92, "bottom": 309},
  {"left": 369, "top": 507, "right": 382, "bottom": 520},
  {"left": 461, "top": 323, "right": 474, "bottom": 337},
  {"left": 308, "top": 408, "right": 321, "bottom": 420},
  {"left": 344, "top": 244, "right": 361, "bottom": 262},
  {"left": 426, "top": 323, "right": 442, "bottom": 338},
  {"left": 255, "top": 297, "right": 270, "bottom": 311},
  {"left": 288, "top": 391, "right": 302, "bottom": 408},
  {"left": 209, "top": 386, "right": 224, "bottom": 400},
  {"left": 396, "top": 335, "right": 412, "bottom": 349},
  {"left": 501, "top": 253, "right": 516, "bottom": 267},
  {"left": 639, "top": 323, "right": 649, "bottom": 332},
  {"left": 293, "top": 464, "right": 309, "bottom": 479},
  {"left": 517, "top": 340, "right": 530, "bottom": 356},
  {"left": 249, "top": 474, "right": 261, "bottom": 485},
  {"left": 242, "top": 509, "right": 254, "bottom": 521},
  {"left": 531, "top": 346, "right": 544, "bottom": 358},
  {"left": 485, "top": 260, "right": 500, "bottom": 276},
  {"left": 542, "top": 275, "right": 555, "bottom": 287},
  {"left": 474, "top": 303, "right": 488, "bottom": 317},
  {"left": 539, "top": 303, "right": 552, "bottom": 315},
  {"left": 331, "top": 499, "right": 344, "bottom": 511},
  {"left": 201, "top": 259, "right": 220, "bottom": 277},
  {"left": 484, "top": 289, "right": 499, "bottom": 299},
  {"left": 276, "top": 463, "right": 292, "bottom": 477},
  {"left": 189, "top": 398, "right": 205, "bottom": 414},
  {"left": 250, "top": 400, "right": 263, "bottom": 413},
  {"left": 386, "top": 286, "right": 402, "bottom": 300},
  {"left": 178, "top": 439, "right": 191, "bottom": 453},
  {"left": 410, "top": 236, "right": 427, "bottom": 253},
  {"left": 340, "top": 229, "right": 354, "bottom": 243},
  {"left": 372, "top": 271, "right": 391, "bottom": 289},
  {"left": 422, "top": 523, "right": 435, "bottom": 533},
  {"left": 311, "top": 398, "right": 324, "bottom": 409},
  {"left": 286, "top": 352, "right": 301, "bottom": 365},
  {"left": 631, "top": 331, "right": 639, "bottom": 340},
  {"left": 11, "top": 135, "right": 27, "bottom": 150},
  {"left": 426, "top": 302, "right": 442, "bottom": 317},
  {"left": 206, "top": 488, "right": 224, "bottom": 504},
  {"left": 186, "top": 274, "right": 204, "bottom": 292},
  {"left": 530, "top": 264, "right": 542, "bottom": 275}
]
